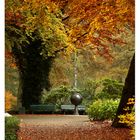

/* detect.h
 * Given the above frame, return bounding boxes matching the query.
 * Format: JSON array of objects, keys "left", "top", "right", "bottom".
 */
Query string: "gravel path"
[{"left": 16, "top": 115, "right": 131, "bottom": 140}]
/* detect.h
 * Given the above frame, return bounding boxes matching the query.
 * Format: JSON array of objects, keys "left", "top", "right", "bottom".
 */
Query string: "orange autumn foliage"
[
  {"left": 6, "top": 0, "right": 134, "bottom": 56},
  {"left": 5, "top": 91, "right": 17, "bottom": 112},
  {"left": 55, "top": 0, "right": 135, "bottom": 60},
  {"left": 10, "top": 63, "right": 17, "bottom": 69}
]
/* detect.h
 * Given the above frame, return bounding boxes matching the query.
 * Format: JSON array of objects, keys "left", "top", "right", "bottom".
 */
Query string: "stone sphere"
[{"left": 70, "top": 93, "right": 83, "bottom": 106}]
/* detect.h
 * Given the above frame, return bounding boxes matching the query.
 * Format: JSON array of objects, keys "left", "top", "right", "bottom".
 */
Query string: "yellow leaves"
[
  {"left": 127, "top": 98, "right": 135, "bottom": 105},
  {"left": 65, "top": 44, "right": 76, "bottom": 55},
  {"left": 119, "top": 113, "right": 135, "bottom": 138},
  {"left": 89, "top": 19, "right": 102, "bottom": 31},
  {"left": 118, "top": 97, "right": 135, "bottom": 139},
  {"left": 119, "top": 112, "right": 135, "bottom": 126},
  {"left": 123, "top": 106, "right": 130, "bottom": 111},
  {"left": 5, "top": 91, "right": 17, "bottom": 112},
  {"left": 47, "top": 2, "right": 59, "bottom": 13}
]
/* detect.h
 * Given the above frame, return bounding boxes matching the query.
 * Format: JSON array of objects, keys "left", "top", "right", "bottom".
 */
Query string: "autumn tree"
[{"left": 5, "top": 0, "right": 70, "bottom": 109}]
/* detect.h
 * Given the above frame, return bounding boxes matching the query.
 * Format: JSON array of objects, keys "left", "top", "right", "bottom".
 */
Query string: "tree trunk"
[
  {"left": 112, "top": 54, "right": 135, "bottom": 127},
  {"left": 12, "top": 40, "right": 53, "bottom": 110}
]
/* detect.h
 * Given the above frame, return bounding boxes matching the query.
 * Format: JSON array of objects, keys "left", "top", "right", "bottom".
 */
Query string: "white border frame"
[{"left": 0, "top": 0, "right": 5, "bottom": 140}]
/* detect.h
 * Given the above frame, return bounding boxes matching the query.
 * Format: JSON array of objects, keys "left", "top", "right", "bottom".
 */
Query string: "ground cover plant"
[{"left": 5, "top": 116, "right": 20, "bottom": 140}]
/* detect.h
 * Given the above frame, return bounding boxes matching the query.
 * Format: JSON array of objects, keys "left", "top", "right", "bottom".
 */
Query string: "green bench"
[
  {"left": 61, "top": 105, "right": 86, "bottom": 114},
  {"left": 30, "top": 104, "right": 55, "bottom": 114}
]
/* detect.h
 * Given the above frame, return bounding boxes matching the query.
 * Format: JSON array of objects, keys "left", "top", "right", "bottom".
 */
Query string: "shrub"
[
  {"left": 101, "top": 79, "right": 123, "bottom": 98},
  {"left": 5, "top": 91, "right": 17, "bottom": 112},
  {"left": 80, "top": 78, "right": 123, "bottom": 107},
  {"left": 87, "top": 99, "right": 119, "bottom": 120},
  {"left": 81, "top": 79, "right": 99, "bottom": 106},
  {"left": 82, "top": 79, "right": 99, "bottom": 98},
  {"left": 5, "top": 116, "right": 20, "bottom": 140},
  {"left": 41, "top": 86, "right": 73, "bottom": 110},
  {"left": 95, "top": 79, "right": 124, "bottom": 100}
]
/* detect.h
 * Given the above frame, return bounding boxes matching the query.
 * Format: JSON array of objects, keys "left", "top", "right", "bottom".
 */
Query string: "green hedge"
[
  {"left": 5, "top": 116, "right": 20, "bottom": 140},
  {"left": 87, "top": 99, "right": 119, "bottom": 120}
]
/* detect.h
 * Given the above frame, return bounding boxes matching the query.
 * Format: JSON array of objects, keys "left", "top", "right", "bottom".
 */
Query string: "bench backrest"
[
  {"left": 61, "top": 105, "right": 86, "bottom": 110},
  {"left": 30, "top": 104, "right": 55, "bottom": 112},
  {"left": 77, "top": 105, "right": 86, "bottom": 110},
  {"left": 61, "top": 105, "right": 75, "bottom": 110}
]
